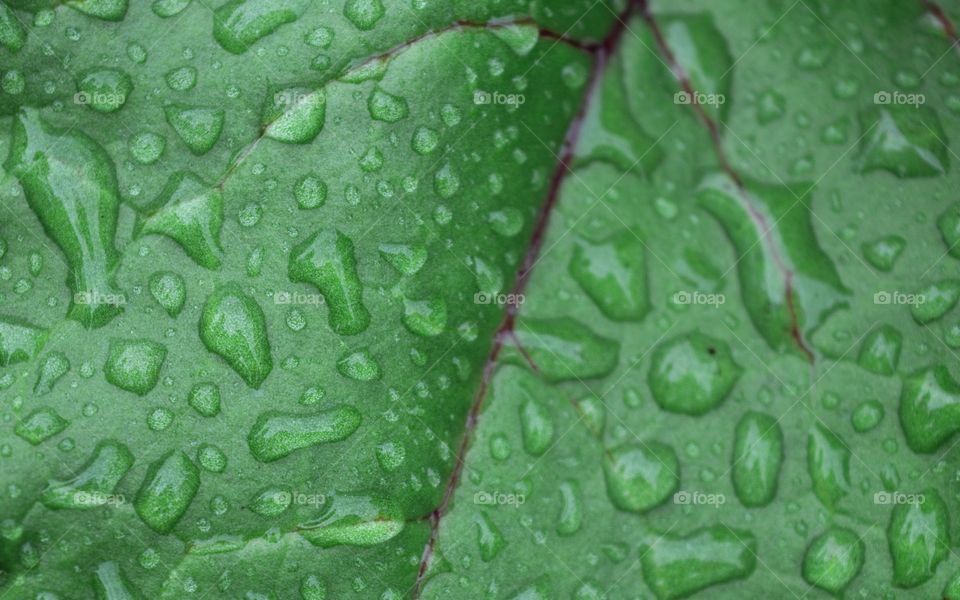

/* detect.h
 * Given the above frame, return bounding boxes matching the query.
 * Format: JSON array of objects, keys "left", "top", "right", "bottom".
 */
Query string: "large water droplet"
[
  {"left": 289, "top": 229, "right": 370, "bottom": 336},
  {"left": 104, "top": 339, "right": 167, "bottom": 396},
  {"left": 802, "top": 527, "right": 864, "bottom": 593},
  {"left": 603, "top": 442, "right": 679, "bottom": 513},
  {"left": 648, "top": 333, "right": 740, "bottom": 415},
  {"left": 164, "top": 105, "right": 225, "bottom": 155},
  {"left": 731, "top": 411, "right": 782, "bottom": 507},
  {"left": 213, "top": 0, "right": 298, "bottom": 54},
  {"left": 199, "top": 283, "right": 273, "bottom": 388},
  {"left": 247, "top": 407, "right": 361, "bottom": 462},
  {"left": 134, "top": 450, "right": 200, "bottom": 533}
]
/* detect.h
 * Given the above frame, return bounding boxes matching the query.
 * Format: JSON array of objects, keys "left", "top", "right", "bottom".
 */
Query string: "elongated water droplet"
[
  {"left": 34, "top": 351, "right": 70, "bottom": 395},
  {"left": 93, "top": 561, "right": 144, "bottom": 599},
  {"left": 14, "top": 408, "right": 69, "bottom": 445},
  {"left": 639, "top": 526, "right": 757, "bottom": 600},
  {"left": 213, "top": 0, "right": 298, "bottom": 53},
  {"left": 556, "top": 480, "right": 583, "bottom": 536},
  {"left": 732, "top": 411, "right": 783, "bottom": 507},
  {"left": 247, "top": 407, "right": 361, "bottom": 462},
  {"left": 42, "top": 441, "right": 133, "bottom": 509},
  {"left": 569, "top": 233, "right": 650, "bottom": 321},
  {"left": 476, "top": 512, "right": 506, "bottom": 561},
  {"left": 510, "top": 317, "right": 619, "bottom": 381},
  {"left": 807, "top": 423, "right": 850, "bottom": 509},
  {"left": 298, "top": 494, "right": 403, "bottom": 548},
  {"left": 888, "top": 489, "right": 950, "bottom": 588},
  {"left": 6, "top": 108, "right": 122, "bottom": 327},
  {"left": 134, "top": 450, "right": 200, "bottom": 533},
  {"left": 264, "top": 86, "right": 326, "bottom": 144},
  {"left": 200, "top": 283, "right": 273, "bottom": 388},
  {"left": 0, "top": 3, "right": 26, "bottom": 52},
  {"left": 899, "top": 366, "right": 960, "bottom": 453},
  {"left": 140, "top": 172, "right": 224, "bottom": 270},
  {"left": 802, "top": 528, "right": 864, "bottom": 593},
  {"left": 289, "top": 229, "right": 370, "bottom": 336}
]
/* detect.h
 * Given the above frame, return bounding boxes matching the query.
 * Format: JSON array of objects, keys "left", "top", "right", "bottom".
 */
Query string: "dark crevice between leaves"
[
  {"left": 409, "top": 3, "right": 643, "bottom": 597},
  {"left": 639, "top": 0, "right": 816, "bottom": 365},
  {"left": 920, "top": 0, "right": 960, "bottom": 50}
]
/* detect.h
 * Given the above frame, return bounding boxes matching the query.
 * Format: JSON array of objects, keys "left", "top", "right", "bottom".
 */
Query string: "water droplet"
[
  {"left": 807, "top": 423, "right": 850, "bottom": 509},
  {"left": 857, "top": 324, "right": 901, "bottom": 375},
  {"left": 147, "top": 407, "right": 174, "bottom": 431},
  {"left": 264, "top": 86, "right": 326, "bottom": 144},
  {"left": 249, "top": 486, "right": 291, "bottom": 516},
  {"left": 851, "top": 400, "right": 884, "bottom": 433},
  {"left": 367, "top": 87, "right": 408, "bottom": 122},
  {"left": 639, "top": 526, "right": 757, "bottom": 599},
  {"left": 375, "top": 441, "right": 405, "bottom": 472},
  {"left": 152, "top": 0, "right": 191, "bottom": 18},
  {"left": 298, "top": 494, "right": 403, "bottom": 548},
  {"left": 149, "top": 271, "right": 186, "bottom": 317},
  {"left": 511, "top": 318, "right": 619, "bottom": 381},
  {"left": 336, "top": 349, "right": 380, "bottom": 381},
  {"left": 14, "top": 408, "right": 69, "bottom": 445},
  {"left": 300, "top": 575, "right": 328, "bottom": 600},
  {"left": 197, "top": 444, "right": 227, "bottom": 472},
  {"left": 8, "top": 109, "right": 123, "bottom": 327},
  {"left": 130, "top": 132, "right": 166, "bottom": 165},
  {"left": 402, "top": 297, "right": 446, "bottom": 337},
  {"left": 93, "top": 562, "right": 143, "bottom": 599},
  {"left": 648, "top": 333, "right": 740, "bottom": 415},
  {"left": 104, "top": 339, "right": 167, "bottom": 396},
  {"left": 569, "top": 233, "right": 650, "bottom": 321},
  {"left": 433, "top": 163, "right": 460, "bottom": 198},
  {"left": 0, "top": 3, "right": 26, "bottom": 52},
  {"left": 76, "top": 68, "right": 132, "bottom": 112},
  {"left": 164, "top": 104, "right": 225, "bottom": 155},
  {"left": 732, "top": 411, "right": 783, "bottom": 507},
  {"left": 295, "top": 174, "right": 327, "bottom": 209},
  {"left": 899, "top": 366, "right": 960, "bottom": 453},
  {"left": 343, "top": 0, "right": 385, "bottom": 31},
  {"left": 289, "top": 230, "right": 370, "bottom": 335},
  {"left": 200, "top": 283, "right": 273, "bottom": 388},
  {"left": 556, "top": 480, "right": 583, "bottom": 536},
  {"left": 888, "top": 488, "right": 949, "bottom": 587},
  {"left": 603, "top": 442, "right": 679, "bottom": 513},
  {"left": 861, "top": 235, "right": 906, "bottom": 272},
  {"left": 213, "top": 0, "right": 298, "bottom": 53},
  {"left": 33, "top": 352, "right": 70, "bottom": 395},
  {"left": 41, "top": 441, "right": 133, "bottom": 508},
  {"left": 857, "top": 105, "right": 948, "bottom": 177},
  {"left": 134, "top": 450, "right": 200, "bottom": 533},
  {"left": 247, "top": 407, "right": 361, "bottom": 462},
  {"left": 411, "top": 126, "right": 439, "bottom": 155},
  {"left": 911, "top": 279, "right": 960, "bottom": 324},
  {"left": 378, "top": 243, "right": 426, "bottom": 275},
  {"left": 476, "top": 512, "right": 506, "bottom": 561},
  {"left": 188, "top": 382, "right": 221, "bottom": 417}
]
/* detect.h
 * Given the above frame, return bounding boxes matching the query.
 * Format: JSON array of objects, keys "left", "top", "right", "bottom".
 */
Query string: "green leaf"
[{"left": 2, "top": 0, "right": 960, "bottom": 598}]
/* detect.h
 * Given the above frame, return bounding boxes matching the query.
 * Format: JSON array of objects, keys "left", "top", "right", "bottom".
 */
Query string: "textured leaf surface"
[{"left": 2, "top": 0, "right": 960, "bottom": 598}]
